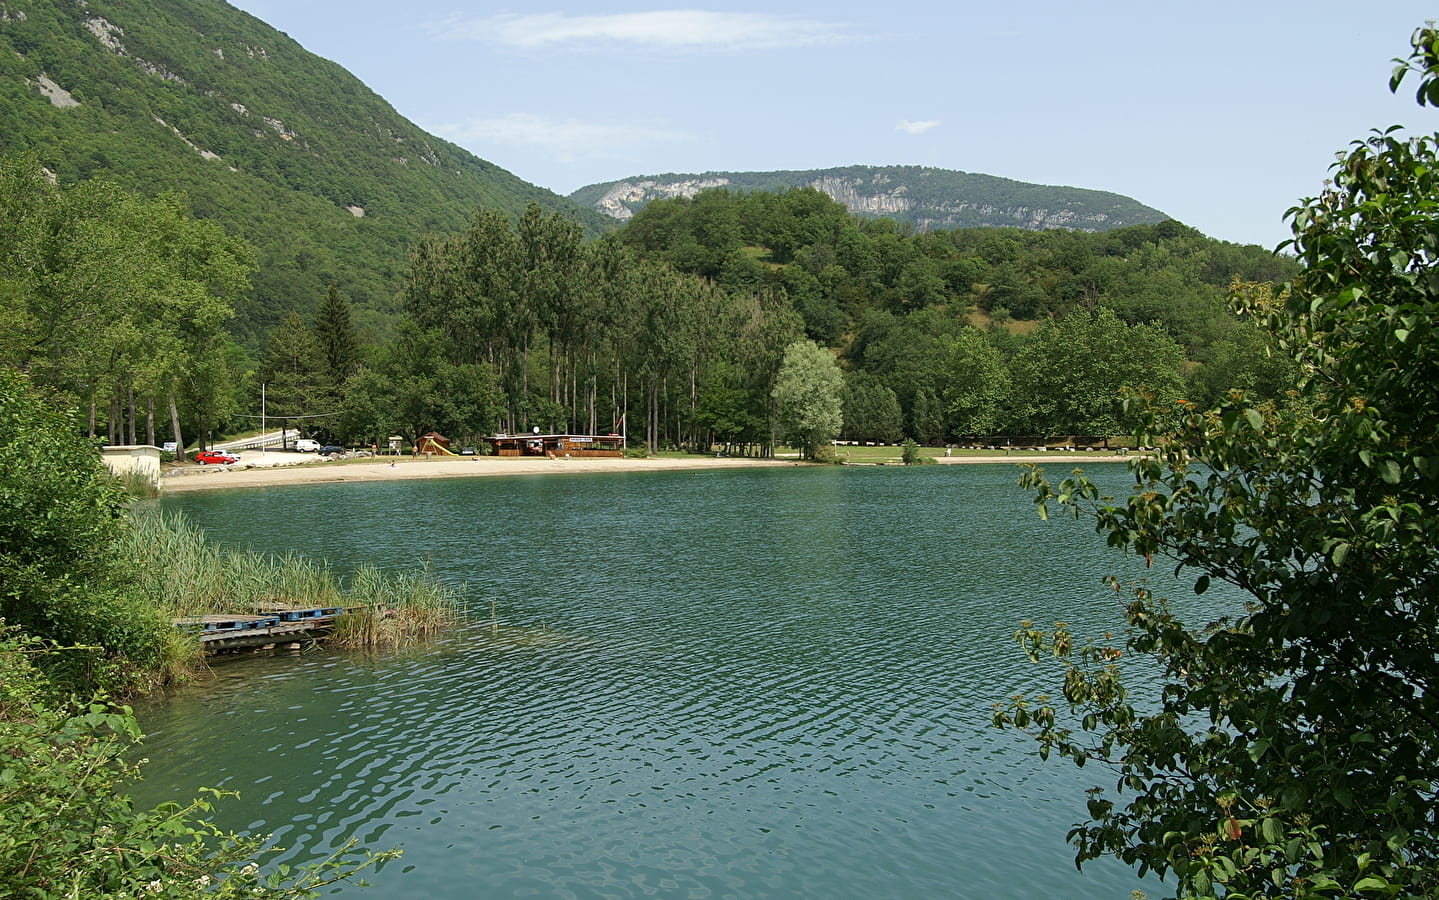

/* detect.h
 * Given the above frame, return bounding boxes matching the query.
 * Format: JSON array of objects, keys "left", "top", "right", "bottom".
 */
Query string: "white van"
[{"left": 295, "top": 439, "right": 321, "bottom": 452}]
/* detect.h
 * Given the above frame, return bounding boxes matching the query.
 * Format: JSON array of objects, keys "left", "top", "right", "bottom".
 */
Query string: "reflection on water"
[{"left": 133, "top": 464, "right": 1206, "bottom": 898}]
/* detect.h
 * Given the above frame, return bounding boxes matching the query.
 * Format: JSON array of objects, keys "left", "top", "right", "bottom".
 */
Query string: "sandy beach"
[{"left": 160, "top": 450, "right": 1132, "bottom": 493}]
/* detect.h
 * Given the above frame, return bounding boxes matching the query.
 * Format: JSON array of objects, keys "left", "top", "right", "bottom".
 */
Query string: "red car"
[{"left": 195, "top": 450, "right": 239, "bottom": 465}]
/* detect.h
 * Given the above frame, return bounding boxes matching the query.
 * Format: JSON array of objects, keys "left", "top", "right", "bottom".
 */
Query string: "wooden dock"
[{"left": 174, "top": 605, "right": 344, "bottom": 652}]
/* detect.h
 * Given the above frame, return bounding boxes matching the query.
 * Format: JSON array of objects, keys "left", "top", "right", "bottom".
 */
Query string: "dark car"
[
  {"left": 318, "top": 445, "right": 345, "bottom": 456},
  {"left": 195, "top": 450, "right": 239, "bottom": 465}
]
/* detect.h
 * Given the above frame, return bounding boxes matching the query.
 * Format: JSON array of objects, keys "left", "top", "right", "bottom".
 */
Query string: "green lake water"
[{"left": 134, "top": 463, "right": 1218, "bottom": 898}]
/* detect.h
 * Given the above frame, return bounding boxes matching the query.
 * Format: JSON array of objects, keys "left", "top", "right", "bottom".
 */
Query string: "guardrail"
[{"left": 217, "top": 434, "right": 288, "bottom": 451}]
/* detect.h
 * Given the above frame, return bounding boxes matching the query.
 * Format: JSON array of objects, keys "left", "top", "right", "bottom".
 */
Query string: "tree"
[
  {"left": 996, "top": 27, "right": 1439, "bottom": 898},
  {"left": 0, "top": 160, "right": 252, "bottom": 450},
  {"left": 1008, "top": 307, "right": 1184, "bottom": 435},
  {"left": 1185, "top": 312, "right": 1297, "bottom": 409},
  {"left": 771, "top": 339, "right": 843, "bottom": 459},
  {"left": 910, "top": 386, "right": 946, "bottom": 445},
  {"left": 841, "top": 371, "right": 904, "bottom": 444},
  {"left": 0, "top": 368, "right": 167, "bottom": 687},
  {"left": 939, "top": 327, "right": 1011, "bottom": 436},
  {"left": 694, "top": 369, "right": 766, "bottom": 453},
  {"left": 314, "top": 284, "right": 359, "bottom": 388},
  {"left": 334, "top": 367, "right": 397, "bottom": 449},
  {"left": 259, "top": 311, "right": 331, "bottom": 443},
  {"left": 363, "top": 323, "right": 503, "bottom": 445}
]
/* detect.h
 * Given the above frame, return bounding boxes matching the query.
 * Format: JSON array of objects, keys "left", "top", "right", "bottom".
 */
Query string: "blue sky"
[{"left": 226, "top": 0, "right": 1435, "bottom": 249}]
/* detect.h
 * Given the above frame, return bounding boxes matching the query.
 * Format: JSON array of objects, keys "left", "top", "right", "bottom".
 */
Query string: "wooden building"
[
  {"left": 487, "top": 433, "right": 625, "bottom": 458},
  {"left": 416, "top": 432, "right": 451, "bottom": 454}
]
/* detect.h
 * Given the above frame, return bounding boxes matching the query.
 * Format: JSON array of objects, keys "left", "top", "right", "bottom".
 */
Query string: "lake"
[{"left": 134, "top": 462, "right": 1211, "bottom": 898}]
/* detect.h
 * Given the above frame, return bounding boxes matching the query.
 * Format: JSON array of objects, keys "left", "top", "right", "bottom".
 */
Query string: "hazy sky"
[{"left": 225, "top": 0, "right": 1435, "bottom": 248}]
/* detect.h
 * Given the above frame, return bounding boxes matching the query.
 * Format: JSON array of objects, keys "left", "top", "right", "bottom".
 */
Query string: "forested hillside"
[
  {"left": 389, "top": 187, "right": 1299, "bottom": 454},
  {"left": 0, "top": 0, "right": 609, "bottom": 343},
  {"left": 0, "top": 1, "right": 1300, "bottom": 457},
  {"left": 571, "top": 165, "right": 1170, "bottom": 232}
]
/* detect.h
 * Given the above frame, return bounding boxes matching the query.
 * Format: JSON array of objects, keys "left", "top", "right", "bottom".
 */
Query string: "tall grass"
[
  {"left": 122, "top": 511, "right": 341, "bottom": 617},
  {"left": 121, "top": 511, "right": 462, "bottom": 651},
  {"left": 114, "top": 469, "right": 161, "bottom": 499},
  {"left": 330, "top": 564, "right": 460, "bottom": 649}
]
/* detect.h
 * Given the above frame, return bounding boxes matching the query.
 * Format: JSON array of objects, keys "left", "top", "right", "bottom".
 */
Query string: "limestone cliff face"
[
  {"left": 595, "top": 177, "right": 733, "bottom": 220},
  {"left": 809, "top": 175, "right": 914, "bottom": 217},
  {"left": 574, "top": 166, "right": 1167, "bottom": 233}
]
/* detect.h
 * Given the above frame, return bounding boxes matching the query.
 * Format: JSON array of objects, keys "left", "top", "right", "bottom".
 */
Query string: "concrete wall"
[{"left": 101, "top": 445, "right": 162, "bottom": 491}]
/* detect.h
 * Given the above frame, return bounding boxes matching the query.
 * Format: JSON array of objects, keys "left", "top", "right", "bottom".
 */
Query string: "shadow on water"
[{"left": 132, "top": 464, "right": 1214, "bottom": 898}]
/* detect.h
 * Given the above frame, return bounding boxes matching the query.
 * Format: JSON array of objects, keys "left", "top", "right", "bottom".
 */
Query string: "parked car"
[
  {"left": 318, "top": 445, "right": 345, "bottom": 456},
  {"left": 294, "top": 438, "right": 321, "bottom": 452},
  {"left": 195, "top": 450, "right": 239, "bottom": 465}
]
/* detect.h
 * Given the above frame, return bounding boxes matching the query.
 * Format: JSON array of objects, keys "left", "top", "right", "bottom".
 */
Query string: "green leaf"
[
  {"left": 1331, "top": 542, "right": 1350, "bottom": 566},
  {"left": 1260, "top": 816, "right": 1284, "bottom": 844}
]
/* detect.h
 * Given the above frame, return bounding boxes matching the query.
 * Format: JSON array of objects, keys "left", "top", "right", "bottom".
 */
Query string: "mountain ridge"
[
  {"left": 0, "top": 0, "right": 610, "bottom": 342},
  {"left": 571, "top": 164, "right": 1169, "bottom": 233}
]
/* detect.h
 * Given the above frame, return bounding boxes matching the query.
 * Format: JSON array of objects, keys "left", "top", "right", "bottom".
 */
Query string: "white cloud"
[
  {"left": 440, "top": 10, "right": 855, "bottom": 51},
  {"left": 896, "top": 119, "right": 941, "bottom": 135},
  {"left": 433, "top": 113, "right": 693, "bottom": 161}
]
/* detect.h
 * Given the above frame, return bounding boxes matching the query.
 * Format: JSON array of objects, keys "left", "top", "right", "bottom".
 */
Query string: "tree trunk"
[{"left": 168, "top": 390, "right": 185, "bottom": 459}]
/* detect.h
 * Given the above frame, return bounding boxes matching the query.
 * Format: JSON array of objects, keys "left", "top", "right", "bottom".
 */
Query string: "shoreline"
[{"left": 160, "top": 452, "right": 1135, "bottom": 494}]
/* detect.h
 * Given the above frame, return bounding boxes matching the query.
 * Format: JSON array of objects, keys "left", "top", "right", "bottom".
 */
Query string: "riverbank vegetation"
[
  {"left": 0, "top": 366, "right": 419, "bottom": 894},
  {"left": 5, "top": 9, "right": 1432, "bottom": 895},
  {"left": 998, "top": 27, "right": 1439, "bottom": 898},
  {"left": 0, "top": 626, "right": 399, "bottom": 897},
  {"left": 124, "top": 511, "right": 462, "bottom": 652},
  {"left": 0, "top": 366, "right": 464, "bottom": 694}
]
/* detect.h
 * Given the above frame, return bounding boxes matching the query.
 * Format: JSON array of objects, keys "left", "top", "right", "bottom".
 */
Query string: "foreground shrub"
[
  {"left": 0, "top": 369, "right": 170, "bottom": 692},
  {"left": 0, "top": 625, "right": 398, "bottom": 898}
]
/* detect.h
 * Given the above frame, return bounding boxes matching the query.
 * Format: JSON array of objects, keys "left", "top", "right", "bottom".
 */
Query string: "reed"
[
  {"left": 330, "top": 564, "right": 462, "bottom": 649},
  {"left": 121, "top": 511, "right": 460, "bottom": 651},
  {"left": 122, "top": 511, "right": 343, "bottom": 615},
  {"left": 114, "top": 469, "right": 162, "bottom": 499}
]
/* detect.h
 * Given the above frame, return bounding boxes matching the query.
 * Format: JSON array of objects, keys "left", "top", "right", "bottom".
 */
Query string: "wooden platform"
[{"left": 174, "top": 606, "right": 344, "bottom": 651}]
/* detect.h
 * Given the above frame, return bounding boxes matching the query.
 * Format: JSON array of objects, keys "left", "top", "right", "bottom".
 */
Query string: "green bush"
[
  {"left": 0, "top": 369, "right": 169, "bottom": 691},
  {"left": 0, "top": 624, "right": 398, "bottom": 898}
]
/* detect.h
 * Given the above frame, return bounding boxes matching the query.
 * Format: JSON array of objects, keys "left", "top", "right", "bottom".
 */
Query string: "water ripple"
[{"left": 132, "top": 465, "right": 1235, "bottom": 898}]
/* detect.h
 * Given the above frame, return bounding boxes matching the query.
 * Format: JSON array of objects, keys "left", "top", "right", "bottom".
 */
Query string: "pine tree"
[
  {"left": 314, "top": 284, "right": 359, "bottom": 388},
  {"left": 260, "top": 311, "right": 330, "bottom": 438}
]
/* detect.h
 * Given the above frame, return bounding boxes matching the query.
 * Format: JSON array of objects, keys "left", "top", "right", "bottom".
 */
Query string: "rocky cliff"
[{"left": 573, "top": 165, "right": 1168, "bottom": 233}]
